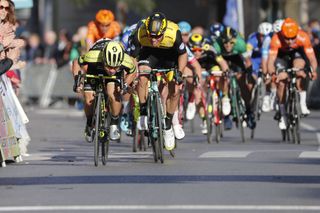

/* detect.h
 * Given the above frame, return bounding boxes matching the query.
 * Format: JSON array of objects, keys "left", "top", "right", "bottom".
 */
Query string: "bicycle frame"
[
  {"left": 228, "top": 69, "right": 246, "bottom": 143},
  {"left": 139, "top": 68, "right": 176, "bottom": 163},
  {"left": 204, "top": 70, "right": 224, "bottom": 144},
  {"left": 283, "top": 68, "right": 304, "bottom": 144},
  {"left": 83, "top": 73, "right": 121, "bottom": 166}
]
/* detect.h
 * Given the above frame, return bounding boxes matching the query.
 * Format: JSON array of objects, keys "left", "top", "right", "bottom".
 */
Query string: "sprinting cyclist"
[
  {"left": 212, "top": 27, "right": 256, "bottom": 129},
  {"left": 267, "top": 18, "right": 318, "bottom": 130},
  {"left": 129, "top": 12, "right": 187, "bottom": 151},
  {"left": 72, "top": 39, "right": 136, "bottom": 142},
  {"left": 188, "top": 33, "right": 230, "bottom": 132}
]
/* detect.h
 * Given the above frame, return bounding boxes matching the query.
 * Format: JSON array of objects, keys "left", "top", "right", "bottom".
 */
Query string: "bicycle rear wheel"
[
  {"left": 93, "top": 93, "right": 102, "bottom": 167},
  {"left": 101, "top": 139, "right": 109, "bottom": 165}
]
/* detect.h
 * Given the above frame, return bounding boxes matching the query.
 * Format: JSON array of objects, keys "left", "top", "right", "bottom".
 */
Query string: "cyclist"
[
  {"left": 247, "top": 22, "right": 273, "bottom": 112},
  {"left": 261, "top": 19, "right": 284, "bottom": 111},
  {"left": 72, "top": 39, "right": 136, "bottom": 142},
  {"left": 86, "top": 9, "right": 121, "bottom": 49},
  {"left": 267, "top": 17, "right": 318, "bottom": 129},
  {"left": 188, "top": 33, "right": 230, "bottom": 132},
  {"left": 212, "top": 27, "right": 256, "bottom": 129},
  {"left": 129, "top": 12, "right": 187, "bottom": 151}
]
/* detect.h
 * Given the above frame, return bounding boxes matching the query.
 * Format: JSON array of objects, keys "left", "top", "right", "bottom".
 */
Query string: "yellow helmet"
[{"left": 145, "top": 12, "right": 167, "bottom": 37}]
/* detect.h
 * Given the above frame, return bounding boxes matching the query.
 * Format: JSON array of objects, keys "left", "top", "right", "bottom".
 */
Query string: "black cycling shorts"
[
  {"left": 275, "top": 47, "right": 309, "bottom": 72},
  {"left": 137, "top": 47, "right": 179, "bottom": 69}
]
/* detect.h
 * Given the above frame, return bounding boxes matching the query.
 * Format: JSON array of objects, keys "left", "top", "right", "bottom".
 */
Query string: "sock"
[
  {"left": 165, "top": 112, "right": 174, "bottom": 130},
  {"left": 172, "top": 110, "right": 180, "bottom": 126},
  {"left": 111, "top": 115, "right": 119, "bottom": 125},
  {"left": 140, "top": 102, "right": 147, "bottom": 116},
  {"left": 299, "top": 91, "right": 307, "bottom": 106},
  {"left": 279, "top": 104, "right": 286, "bottom": 116}
]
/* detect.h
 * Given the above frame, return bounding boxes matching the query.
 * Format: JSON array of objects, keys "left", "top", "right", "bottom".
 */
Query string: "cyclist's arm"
[
  {"left": 302, "top": 33, "right": 318, "bottom": 78},
  {"left": 122, "top": 54, "right": 137, "bottom": 86},
  {"left": 189, "top": 58, "right": 202, "bottom": 83},
  {"left": 128, "top": 29, "right": 142, "bottom": 58},
  {"left": 236, "top": 37, "right": 252, "bottom": 69},
  {"left": 174, "top": 30, "right": 188, "bottom": 72}
]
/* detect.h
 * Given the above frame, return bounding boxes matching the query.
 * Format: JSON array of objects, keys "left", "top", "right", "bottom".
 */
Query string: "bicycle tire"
[
  {"left": 101, "top": 139, "right": 109, "bottom": 165},
  {"left": 147, "top": 94, "right": 158, "bottom": 162},
  {"left": 93, "top": 93, "right": 102, "bottom": 167},
  {"left": 132, "top": 125, "right": 138, "bottom": 153},
  {"left": 235, "top": 89, "right": 246, "bottom": 143},
  {"left": 292, "top": 91, "right": 301, "bottom": 144},
  {"left": 206, "top": 89, "right": 213, "bottom": 144},
  {"left": 156, "top": 93, "right": 164, "bottom": 163},
  {"left": 215, "top": 91, "right": 222, "bottom": 143}
]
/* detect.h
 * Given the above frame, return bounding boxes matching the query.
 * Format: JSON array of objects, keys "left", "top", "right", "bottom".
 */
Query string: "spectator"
[
  {"left": 70, "top": 26, "right": 88, "bottom": 62},
  {"left": 0, "top": 0, "right": 25, "bottom": 70},
  {"left": 56, "top": 29, "right": 72, "bottom": 68},
  {"left": 42, "top": 30, "right": 58, "bottom": 64},
  {"left": 25, "top": 33, "right": 43, "bottom": 64}
]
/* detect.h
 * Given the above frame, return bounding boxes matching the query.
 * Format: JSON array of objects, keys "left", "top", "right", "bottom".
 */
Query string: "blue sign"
[
  {"left": 13, "top": 0, "right": 33, "bottom": 9},
  {"left": 223, "top": 0, "right": 238, "bottom": 31}
]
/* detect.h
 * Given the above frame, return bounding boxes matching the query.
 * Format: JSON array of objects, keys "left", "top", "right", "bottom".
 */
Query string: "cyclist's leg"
[
  {"left": 184, "top": 66, "right": 197, "bottom": 120},
  {"left": 275, "top": 58, "right": 289, "bottom": 129},
  {"left": 83, "top": 87, "right": 95, "bottom": 142},
  {"left": 106, "top": 82, "right": 122, "bottom": 140},
  {"left": 292, "top": 56, "right": 309, "bottom": 115}
]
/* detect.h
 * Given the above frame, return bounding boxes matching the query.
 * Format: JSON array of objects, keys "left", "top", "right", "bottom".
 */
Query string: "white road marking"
[
  {"left": 299, "top": 151, "right": 320, "bottom": 159},
  {"left": 1, "top": 205, "right": 320, "bottom": 211},
  {"left": 301, "top": 122, "right": 320, "bottom": 151},
  {"left": 36, "top": 109, "right": 84, "bottom": 117},
  {"left": 199, "top": 151, "right": 251, "bottom": 158}
]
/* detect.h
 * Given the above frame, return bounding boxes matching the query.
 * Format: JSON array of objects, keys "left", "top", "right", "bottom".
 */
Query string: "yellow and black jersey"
[
  {"left": 129, "top": 20, "right": 186, "bottom": 58},
  {"left": 79, "top": 38, "right": 136, "bottom": 75}
]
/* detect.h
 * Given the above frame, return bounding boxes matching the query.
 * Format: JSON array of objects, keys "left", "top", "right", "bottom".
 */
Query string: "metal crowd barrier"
[{"left": 21, "top": 63, "right": 77, "bottom": 107}]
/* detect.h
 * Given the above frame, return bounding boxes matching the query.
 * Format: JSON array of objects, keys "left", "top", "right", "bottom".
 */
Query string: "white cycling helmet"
[
  {"left": 258, "top": 22, "right": 273, "bottom": 36},
  {"left": 103, "top": 41, "right": 125, "bottom": 68},
  {"left": 273, "top": 19, "right": 284, "bottom": 33}
]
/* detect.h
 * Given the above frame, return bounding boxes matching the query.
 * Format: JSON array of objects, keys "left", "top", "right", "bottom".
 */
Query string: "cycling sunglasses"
[
  {"left": 148, "top": 34, "right": 163, "bottom": 39},
  {"left": 191, "top": 46, "right": 203, "bottom": 52},
  {"left": 283, "top": 36, "right": 297, "bottom": 41}
]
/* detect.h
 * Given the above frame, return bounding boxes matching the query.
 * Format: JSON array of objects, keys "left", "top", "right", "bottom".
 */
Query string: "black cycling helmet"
[
  {"left": 220, "top": 27, "right": 237, "bottom": 43},
  {"left": 145, "top": 12, "right": 167, "bottom": 37},
  {"left": 188, "top": 33, "right": 204, "bottom": 50}
]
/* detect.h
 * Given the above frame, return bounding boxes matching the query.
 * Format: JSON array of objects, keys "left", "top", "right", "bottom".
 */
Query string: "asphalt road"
[{"left": 0, "top": 107, "right": 320, "bottom": 213}]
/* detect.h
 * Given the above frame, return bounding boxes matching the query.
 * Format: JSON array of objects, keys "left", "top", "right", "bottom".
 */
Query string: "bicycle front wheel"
[
  {"left": 93, "top": 93, "right": 102, "bottom": 167},
  {"left": 206, "top": 90, "right": 213, "bottom": 144},
  {"left": 156, "top": 93, "right": 164, "bottom": 163},
  {"left": 235, "top": 90, "right": 245, "bottom": 143},
  {"left": 292, "top": 91, "right": 301, "bottom": 144}
]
